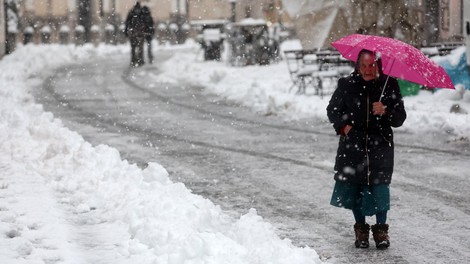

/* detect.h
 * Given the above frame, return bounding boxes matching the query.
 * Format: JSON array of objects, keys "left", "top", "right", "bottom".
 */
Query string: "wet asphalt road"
[{"left": 32, "top": 50, "right": 470, "bottom": 263}]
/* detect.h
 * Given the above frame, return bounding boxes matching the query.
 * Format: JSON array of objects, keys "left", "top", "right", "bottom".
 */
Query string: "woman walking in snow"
[{"left": 326, "top": 49, "right": 407, "bottom": 249}]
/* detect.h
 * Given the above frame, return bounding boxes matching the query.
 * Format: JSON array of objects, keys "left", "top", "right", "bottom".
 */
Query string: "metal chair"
[{"left": 284, "top": 50, "right": 319, "bottom": 94}]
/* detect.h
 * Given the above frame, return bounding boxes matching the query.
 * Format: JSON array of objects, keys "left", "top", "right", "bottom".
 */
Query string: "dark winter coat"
[
  {"left": 327, "top": 74, "right": 407, "bottom": 185},
  {"left": 141, "top": 6, "right": 155, "bottom": 41},
  {"left": 125, "top": 3, "right": 145, "bottom": 39}
]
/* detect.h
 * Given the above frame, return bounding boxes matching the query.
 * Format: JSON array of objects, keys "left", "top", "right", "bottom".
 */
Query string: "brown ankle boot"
[
  {"left": 371, "top": 224, "right": 390, "bottom": 249},
  {"left": 354, "top": 223, "right": 370, "bottom": 248}
]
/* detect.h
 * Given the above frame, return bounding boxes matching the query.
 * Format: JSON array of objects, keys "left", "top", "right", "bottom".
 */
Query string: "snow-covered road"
[{"left": 31, "top": 48, "right": 470, "bottom": 263}]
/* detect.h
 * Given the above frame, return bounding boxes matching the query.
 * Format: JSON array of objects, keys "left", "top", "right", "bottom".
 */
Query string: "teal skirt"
[{"left": 330, "top": 181, "right": 390, "bottom": 216}]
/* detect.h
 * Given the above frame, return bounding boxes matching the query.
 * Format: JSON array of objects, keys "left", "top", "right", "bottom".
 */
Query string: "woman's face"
[{"left": 359, "top": 53, "right": 378, "bottom": 81}]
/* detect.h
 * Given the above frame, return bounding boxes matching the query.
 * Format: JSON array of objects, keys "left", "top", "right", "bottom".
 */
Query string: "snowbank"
[{"left": 0, "top": 43, "right": 321, "bottom": 263}]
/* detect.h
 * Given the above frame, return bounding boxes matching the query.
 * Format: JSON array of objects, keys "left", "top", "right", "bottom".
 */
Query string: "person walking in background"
[
  {"left": 125, "top": 2, "right": 145, "bottom": 67},
  {"left": 326, "top": 49, "right": 407, "bottom": 249},
  {"left": 141, "top": 6, "right": 155, "bottom": 64}
]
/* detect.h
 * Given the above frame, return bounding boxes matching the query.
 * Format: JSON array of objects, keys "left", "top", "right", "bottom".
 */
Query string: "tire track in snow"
[
  {"left": 43, "top": 68, "right": 325, "bottom": 171},
  {"left": 43, "top": 64, "right": 470, "bottom": 217},
  {"left": 120, "top": 68, "right": 470, "bottom": 158}
]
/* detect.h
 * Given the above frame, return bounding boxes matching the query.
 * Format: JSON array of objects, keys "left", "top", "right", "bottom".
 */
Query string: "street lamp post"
[
  {"left": 229, "top": 0, "right": 237, "bottom": 22},
  {"left": 111, "top": 0, "right": 117, "bottom": 27}
]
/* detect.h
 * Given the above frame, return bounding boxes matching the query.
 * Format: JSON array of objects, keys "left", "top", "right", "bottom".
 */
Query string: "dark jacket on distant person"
[
  {"left": 125, "top": 3, "right": 145, "bottom": 38},
  {"left": 141, "top": 6, "right": 155, "bottom": 41}
]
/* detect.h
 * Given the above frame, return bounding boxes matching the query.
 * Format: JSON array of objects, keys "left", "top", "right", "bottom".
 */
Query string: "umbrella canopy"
[{"left": 331, "top": 34, "right": 455, "bottom": 89}]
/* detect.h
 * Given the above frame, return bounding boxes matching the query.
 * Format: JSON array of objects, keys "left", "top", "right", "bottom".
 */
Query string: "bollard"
[
  {"left": 105, "top": 24, "right": 115, "bottom": 44},
  {"left": 59, "top": 25, "right": 70, "bottom": 44},
  {"left": 157, "top": 23, "right": 168, "bottom": 44},
  {"left": 23, "top": 26, "right": 34, "bottom": 44},
  {"left": 40, "top": 26, "right": 51, "bottom": 44},
  {"left": 90, "top": 25, "right": 100, "bottom": 46},
  {"left": 169, "top": 23, "right": 178, "bottom": 44},
  {"left": 180, "top": 23, "right": 191, "bottom": 43},
  {"left": 74, "top": 25, "right": 86, "bottom": 46}
]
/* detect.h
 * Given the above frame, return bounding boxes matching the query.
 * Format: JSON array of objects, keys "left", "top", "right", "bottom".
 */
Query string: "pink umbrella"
[{"left": 331, "top": 34, "right": 455, "bottom": 89}]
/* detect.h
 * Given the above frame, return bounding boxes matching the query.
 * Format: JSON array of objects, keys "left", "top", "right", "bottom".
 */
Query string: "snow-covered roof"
[
  {"left": 233, "top": 18, "right": 266, "bottom": 26},
  {"left": 281, "top": 0, "right": 345, "bottom": 17},
  {"left": 190, "top": 19, "right": 229, "bottom": 26}
]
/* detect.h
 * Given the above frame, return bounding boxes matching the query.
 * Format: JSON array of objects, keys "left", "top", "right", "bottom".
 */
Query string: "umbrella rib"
[
  {"left": 343, "top": 45, "right": 357, "bottom": 59},
  {"left": 380, "top": 58, "right": 395, "bottom": 102},
  {"left": 338, "top": 37, "right": 369, "bottom": 60}
]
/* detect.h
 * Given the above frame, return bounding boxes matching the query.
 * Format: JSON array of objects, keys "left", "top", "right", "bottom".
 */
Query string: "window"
[{"left": 440, "top": 0, "right": 450, "bottom": 31}]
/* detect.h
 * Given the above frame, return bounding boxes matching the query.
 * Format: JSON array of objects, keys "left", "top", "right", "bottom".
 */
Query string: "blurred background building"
[
  {"left": 10, "top": 0, "right": 288, "bottom": 45},
  {"left": 283, "top": 0, "right": 466, "bottom": 49},
  {"left": 1, "top": 0, "right": 469, "bottom": 57}
]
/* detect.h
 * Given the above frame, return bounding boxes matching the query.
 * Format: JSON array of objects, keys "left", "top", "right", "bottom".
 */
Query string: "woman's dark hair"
[{"left": 353, "top": 49, "right": 384, "bottom": 77}]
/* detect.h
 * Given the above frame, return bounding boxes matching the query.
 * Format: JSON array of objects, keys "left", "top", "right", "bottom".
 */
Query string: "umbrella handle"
[
  {"left": 379, "top": 74, "right": 390, "bottom": 103},
  {"left": 379, "top": 58, "right": 395, "bottom": 102}
]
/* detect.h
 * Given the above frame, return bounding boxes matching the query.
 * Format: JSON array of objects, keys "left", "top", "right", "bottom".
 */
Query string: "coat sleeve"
[
  {"left": 124, "top": 11, "right": 132, "bottom": 36},
  {"left": 383, "top": 78, "right": 407, "bottom": 128},
  {"left": 327, "top": 78, "right": 350, "bottom": 135},
  {"left": 148, "top": 16, "right": 155, "bottom": 35}
]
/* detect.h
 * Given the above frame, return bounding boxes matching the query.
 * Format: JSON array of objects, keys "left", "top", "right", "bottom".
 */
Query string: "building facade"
[
  {"left": 3, "top": 0, "right": 466, "bottom": 48},
  {"left": 14, "top": 0, "right": 286, "bottom": 44},
  {"left": 284, "top": 0, "right": 465, "bottom": 49}
]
